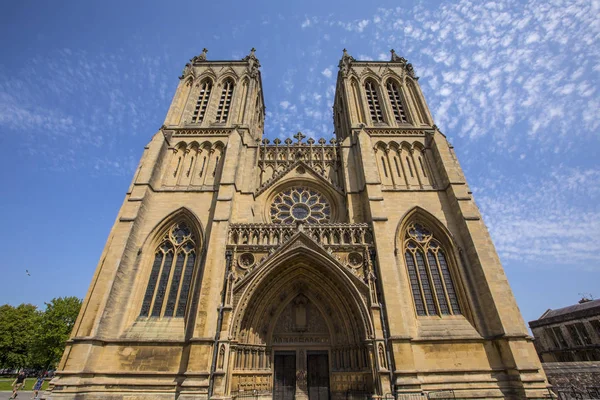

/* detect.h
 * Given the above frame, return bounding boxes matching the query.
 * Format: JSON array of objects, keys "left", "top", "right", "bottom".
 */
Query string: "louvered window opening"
[
  {"left": 404, "top": 222, "right": 461, "bottom": 316},
  {"left": 365, "top": 80, "right": 384, "bottom": 123},
  {"left": 216, "top": 79, "right": 234, "bottom": 123},
  {"left": 140, "top": 222, "right": 197, "bottom": 318},
  {"left": 192, "top": 80, "right": 212, "bottom": 123},
  {"left": 386, "top": 81, "right": 408, "bottom": 123}
]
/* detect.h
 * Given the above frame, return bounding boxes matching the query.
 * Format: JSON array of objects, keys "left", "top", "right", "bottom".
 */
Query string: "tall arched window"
[
  {"left": 386, "top": 80, "right": 407, "bottom": 123},
  {"left": 365, "top": 79, "right": 384, "bottom": 123},
  {"left": 216, "top": 78, "right": 234, "bottom": 123},
  {"left": 403, "top": 222, "right": 461, "bottom": 316},
  {"left": 192, "top": 79, "right": 212, "bottom": 123},
  {"left": 140, "top": 221, "right": 199, "bottom": 318}
]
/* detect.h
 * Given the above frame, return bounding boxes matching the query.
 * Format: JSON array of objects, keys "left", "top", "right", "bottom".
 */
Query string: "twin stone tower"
[{"left": 52, "top": 49, "right": 548, "bottom": 399}]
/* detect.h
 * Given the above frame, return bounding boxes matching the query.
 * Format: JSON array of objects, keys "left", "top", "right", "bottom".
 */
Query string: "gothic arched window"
[
  {"left": 216, "top": 78, "right": 234, "bottom": 123},
  {"left": 140, "top": 221, "right": 199, "bottom": 318},
  {"left": 192, "top": 79, "right": 212, "bottom": 123},
  {"left": 386, "top": 80, "right": 408, "bottom": 123},
  {"left": 403, "top": 222, "right": 461, "bottom": 316},
  {"left": 365, "top": 79, "right": 384, "bottom": 123}
]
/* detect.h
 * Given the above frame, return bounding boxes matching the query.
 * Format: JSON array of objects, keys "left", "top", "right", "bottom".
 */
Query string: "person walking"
[
  {"left": 9, "top": 371, "right": 26, "bottom": 399},
  {"left": 32, "top": 372, "right": 45, "bottom": 399}
]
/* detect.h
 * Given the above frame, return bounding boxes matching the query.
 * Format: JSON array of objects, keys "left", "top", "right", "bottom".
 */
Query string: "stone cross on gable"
[{"left": 294, "top": 132, "right": 306, "bottom": 144}]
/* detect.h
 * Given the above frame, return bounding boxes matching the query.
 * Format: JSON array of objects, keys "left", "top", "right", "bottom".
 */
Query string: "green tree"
[
  {"left": 0, "top": 303, "right": 41, "bottom": 369},
  {"left": 31, "top": 297, "right": 82, "bottom": 369}
]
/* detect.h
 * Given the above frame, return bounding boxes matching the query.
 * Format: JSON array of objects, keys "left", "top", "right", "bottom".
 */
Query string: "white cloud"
[
  {"left": 321, "top": 67, "right": 333, "bottom": 78},
  {"left": 477, "top": 167, "right": 600, "bottom": 265},
  {"left": 301, "top": 17, "right": 311, "bottom": 29},
  {"left": 357, "top": 19, "right": 369, "bottom": 32},
  {"left": 280, "top": 101, "right": 290, "bottom": 109}
]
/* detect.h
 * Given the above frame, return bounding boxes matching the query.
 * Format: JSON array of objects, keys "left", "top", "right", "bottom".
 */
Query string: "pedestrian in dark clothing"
[{"left": 10, "top": 371, "right": 26, "bottom": 399}]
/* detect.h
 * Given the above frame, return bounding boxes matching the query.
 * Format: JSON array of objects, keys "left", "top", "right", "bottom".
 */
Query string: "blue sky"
[{"left": 0, "top": 0, "right": 598, "bottom": 327}]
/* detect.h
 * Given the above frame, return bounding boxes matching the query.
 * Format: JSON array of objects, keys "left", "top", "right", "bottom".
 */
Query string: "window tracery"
[
  {"left": 386, "top": 80, "right": 407, "bottom": 123},
  {"left": 192, "top": 79, "right": 212, "bottom": 123},
  {"left": 216, "top": 78, "right": 234, "bottom": 123},
  {"left": 140, "top": 221, "right": 198, "bottom": 318},
  {"left": 403, "top": 222, "right": 461, "bottom": 316},
  {"left": 365, "top": 79, "right": 384, "bottom": 123},
  {"left": 270, "top": 187, "right": 331, "bottom": 224}
]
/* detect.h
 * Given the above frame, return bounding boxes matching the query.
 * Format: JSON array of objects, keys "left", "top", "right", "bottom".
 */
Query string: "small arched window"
[
  {"left": 403, "top": 222, "right": 461, "bottom": 316},
  {"left": 365, "top": 79, "right": 384, "bottom": 123},
  {"left": 192, "top": 79, "right": 212, "bottom": 123},
  {"left": 386, "top": 80, "right": 407, "bottom": 123},
  {"left": 216, "top": 78, "right": 234, "bottom": 123},
  {"left": 140, "top": 221, "right": 199, "bottom": 318}
]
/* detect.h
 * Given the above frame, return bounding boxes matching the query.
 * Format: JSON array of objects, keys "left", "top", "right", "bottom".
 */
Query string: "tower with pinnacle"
[{"left": 52, "top": 48, "right": 547, "bottom": 400}]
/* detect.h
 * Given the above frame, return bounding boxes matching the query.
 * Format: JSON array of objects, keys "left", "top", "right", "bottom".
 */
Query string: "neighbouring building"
[
  {"left": 51, "top": 48, "right": 548, "bottom": 399},
  {"left": 529, "top": 298, "right": 600, "bottom": 363}
]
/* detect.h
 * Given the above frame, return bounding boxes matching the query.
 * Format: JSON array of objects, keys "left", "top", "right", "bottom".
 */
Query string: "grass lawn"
[{"left": 0, "top": 378, "right": 50, "bottom": 391}]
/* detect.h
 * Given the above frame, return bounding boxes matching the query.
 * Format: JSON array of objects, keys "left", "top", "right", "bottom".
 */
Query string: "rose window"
[{"left": 270, "top": 187, "right": 331, "bottom": 224}]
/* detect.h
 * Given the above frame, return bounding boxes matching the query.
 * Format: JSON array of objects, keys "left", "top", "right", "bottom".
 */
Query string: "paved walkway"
[{"left": 0, "top": 390, "right": 50, "bottom": 399}]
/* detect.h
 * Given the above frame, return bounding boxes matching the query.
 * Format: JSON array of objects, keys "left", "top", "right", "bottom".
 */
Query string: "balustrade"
[{"left": 228, "top": 223, "right": 374, "bottom": 249}]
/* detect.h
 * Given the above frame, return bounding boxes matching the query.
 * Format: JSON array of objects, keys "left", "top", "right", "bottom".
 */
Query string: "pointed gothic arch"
[
  {"left": 384, "top": 77, "right": 409, "bottom": 124},
  {"left": 363, "top": 78, "right": 385, "bottom": 124},
  {"left": 191, "top": 77, "right": 213, "bottom": 123},
  {"left": 226, "top": 234, "right": 376, "bottom": 393},
  {"left": 231, "top": 235, "right": 374, "bottom": 344},
  {"left": 395, "top": 207, "right": 468, "bottom": 318},
  {"left": 137, "top": 208, "right": 205, "bottom": 319},
  {"left": 216, "top": 77, "right": 235, "bottom": 123}
]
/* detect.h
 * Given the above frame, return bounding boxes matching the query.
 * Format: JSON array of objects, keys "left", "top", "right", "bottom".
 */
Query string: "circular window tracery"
[{"left": 270, "top": 187, "right": 331, "bottom": 224}]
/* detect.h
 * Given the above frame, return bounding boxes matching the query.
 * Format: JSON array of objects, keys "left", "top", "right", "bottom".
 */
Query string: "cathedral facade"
[{"left": 52, "top": 49, "right": 548, "bottom": 399}]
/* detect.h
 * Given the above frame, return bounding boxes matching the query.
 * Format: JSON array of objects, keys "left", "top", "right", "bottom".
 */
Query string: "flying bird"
[{"left": 26, "top": 269, "right": 30, "bottom": 276}]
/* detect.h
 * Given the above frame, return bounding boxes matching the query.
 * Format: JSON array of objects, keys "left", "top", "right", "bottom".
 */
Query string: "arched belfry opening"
[{"left": 223, "top": 234, "right": 378, "bottom": 400}]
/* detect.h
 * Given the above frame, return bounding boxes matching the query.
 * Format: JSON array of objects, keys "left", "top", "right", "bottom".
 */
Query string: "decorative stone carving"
[
  {"left": 256, "top": 137, "right": 343, "bottom": 194},
  {"left": 390, "top": 49, "right": 407, "bottom": 64},
  {"left": 191, "top": 48, "right": 208, "bottom": 63},
  {"left": 243, "top": 47, "right": 261, "bottom": 78},
  {"left": 238, "top": 253, "right": 255, "bottom": 269},
  {"left": 270, "top": 187, "right": 331, "bottom": 224},
  {"left": 338, "top": 48, "right": 355, "bottom": 77},
  {"left": 348, "top": 252, "right": 364, "bottom": 268}
]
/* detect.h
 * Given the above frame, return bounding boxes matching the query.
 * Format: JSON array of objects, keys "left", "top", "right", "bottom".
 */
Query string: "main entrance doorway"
[
  {"left": 274, "top": 352, "right": 296, "bottom": 400},
  {"left": 307, "top": 351, "right": 329, "bottom": 400}
]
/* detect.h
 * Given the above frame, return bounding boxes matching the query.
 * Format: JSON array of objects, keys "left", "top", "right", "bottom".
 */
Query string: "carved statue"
[
  {"left": 243, "top": 47, "right": 261, "bottom": 78},
  {"left": 338, "top": 48, "right": 355, "bottom": 77},
  {"left": 191, "top": 48, "right": 208, "bottom": 63},
  {"left": 390, "top": 49, "right": 407, "bottom": 64}
]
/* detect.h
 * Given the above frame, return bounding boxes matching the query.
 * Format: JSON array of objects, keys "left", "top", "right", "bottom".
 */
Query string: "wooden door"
[
  {"left": 307, "top": 352, "right": 329, "bottom": 400},
  {"left": 273, "top": 352, "right": 296, "bottom": 400}
]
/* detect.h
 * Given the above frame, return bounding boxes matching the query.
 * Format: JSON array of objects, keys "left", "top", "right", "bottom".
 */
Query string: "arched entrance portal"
[{"left": 226, "top": 237, "right": 378, "bottom": 400}]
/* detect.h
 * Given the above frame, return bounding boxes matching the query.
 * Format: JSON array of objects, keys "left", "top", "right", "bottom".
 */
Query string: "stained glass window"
[
  {"left": 140, "top": 222, "right": 199, "bottom": 318},
  {"left": 404, "top": 222, "right": 462, "bottom": 316},
  {"left": 270, "top": 187, "right": 331, "bottom": 224}
]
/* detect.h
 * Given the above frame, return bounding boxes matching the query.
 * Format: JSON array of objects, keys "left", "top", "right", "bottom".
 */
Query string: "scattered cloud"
[
  {"left": 321, "top": 67, "right": 333, "bottom": 78},
  {"left": 477, "top": 167, "right": 600, "bottom": 265}
]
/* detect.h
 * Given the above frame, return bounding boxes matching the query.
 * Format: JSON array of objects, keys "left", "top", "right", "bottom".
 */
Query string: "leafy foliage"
[{"left": 0, "top": 297, "right": 81, "bottom": 370}]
